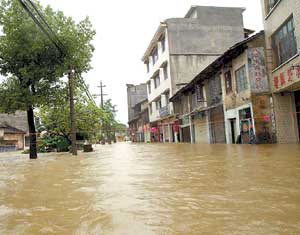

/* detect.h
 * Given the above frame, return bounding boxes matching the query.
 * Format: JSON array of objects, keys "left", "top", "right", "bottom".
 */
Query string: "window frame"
[
  {"left": 271, "top": 15, "right": 298, "bottom": 68},
  {"left": 154, "top": 73, "right": 160, "bottom": 88},
  {"left": 149, "top": 103, "right": 153, "bottom": 114},
  {"left": 161, "top": 35, "right": 166, "bottom": 53},
  {"left": 235, "top": 65, "right": 248, "bottom": 93},
  {"left": 146, "top": 61, "right": 150, "bottom": 73},
  {"left": 266, "top": 0, "right": 280, "bottom": 14},
  {"left": 224, "top": 70, "right": 233, "bottom": 94},
  {"left": 156, "top": 99, "right": 162, "bottom": 110},
  {"left": 152, "top": 47, "right": 158, "bottom": 66},
  {"left": 147, "top": 81, "right": 151, "bottom": 94},
  {"left": 163, "top": 63, "right": 169, "bottom": 80}
]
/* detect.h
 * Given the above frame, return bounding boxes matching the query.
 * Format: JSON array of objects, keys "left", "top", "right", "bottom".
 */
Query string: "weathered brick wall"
[{"left": 273, "top": 93, "right": 299, "bottom": 143}]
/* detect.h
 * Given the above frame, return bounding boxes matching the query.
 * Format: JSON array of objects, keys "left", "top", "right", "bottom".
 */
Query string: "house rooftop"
[{"left": 0, "top": 123, "right": 26, "bottom": 134}]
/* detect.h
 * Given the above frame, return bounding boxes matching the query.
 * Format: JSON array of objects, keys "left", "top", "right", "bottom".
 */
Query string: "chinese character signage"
[
  {"left": 272, "top": 63, "right": 300, "bottom": 91},
  {"left": 248, "top": 47, "right": 269, "bottom": 93}
]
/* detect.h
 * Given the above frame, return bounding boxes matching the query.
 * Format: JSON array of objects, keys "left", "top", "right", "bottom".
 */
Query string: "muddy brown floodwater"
[{"left": 0, "top": 143, "right": 300, "bottom": 235}]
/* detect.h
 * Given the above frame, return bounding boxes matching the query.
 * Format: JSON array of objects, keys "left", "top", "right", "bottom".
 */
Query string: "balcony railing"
[{"left": 159, "top": 106, "right": 170, "bottom": 118}]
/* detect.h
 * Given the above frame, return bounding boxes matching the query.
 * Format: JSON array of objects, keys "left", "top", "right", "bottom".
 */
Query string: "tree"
[
  {"left": 38, "top": 84, "right": 104, "bottom": 144},
  {"left": 0, "top": 0, "right": 95, "bottom": 158}
]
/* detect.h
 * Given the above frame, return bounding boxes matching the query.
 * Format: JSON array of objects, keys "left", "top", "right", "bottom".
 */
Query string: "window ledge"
[
  {"left": 265, "top": 0, "right": 282, "bottom": 20},
  {"left": 271, "top": 54, "right": 300, "bottom": 73}
]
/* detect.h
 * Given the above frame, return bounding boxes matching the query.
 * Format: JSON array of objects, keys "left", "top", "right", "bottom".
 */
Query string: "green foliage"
[
  {"left": 0, "top": 0, "right": 95, "bottom": 112},
  {"left": 38, "top": 135, "right": 70, "bottom": 153},
  {"left": 38, "top": 85, "right": 105, "bottom": 142}
]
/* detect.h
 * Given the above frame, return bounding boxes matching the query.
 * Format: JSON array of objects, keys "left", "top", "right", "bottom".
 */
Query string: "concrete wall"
[
  {"left": 222, "top": 52, "right": 252, "bottom": 111},
  {"left": 273, "top": 92, "right": 299, "bottom": 143},
  {"left": 127, "top": 84, "right": 147, "bottom": 123},
  {"left": 166, "top": 6, "right": 245, "bottom": 55},
  {"left": 261, "top": 0, "right": 300, "bottom": 61},
  {"left": 261, "top": 0, "right": 300, "bottom": 143},
  {"left": 169, "top": 55, "right": 218, "bottom": 95}
]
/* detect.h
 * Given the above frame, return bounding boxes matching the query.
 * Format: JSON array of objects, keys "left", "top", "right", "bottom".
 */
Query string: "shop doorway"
[
  {"left": 182, "top": 126, "right": 191, "bottom": 143},
  {"left": 229, "top": 118, "right": 236, "bottom": 144},
  {"left": 295, "top": 90, "right": 300, "bottom": 141}
]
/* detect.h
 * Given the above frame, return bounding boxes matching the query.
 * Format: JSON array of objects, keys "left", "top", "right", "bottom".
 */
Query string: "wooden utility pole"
[
  {"left": 98, "top": 81, "right": 107, "bottom": 108},
  {"left": 68, "top": 66, "right": 77, "bottom": 155}
]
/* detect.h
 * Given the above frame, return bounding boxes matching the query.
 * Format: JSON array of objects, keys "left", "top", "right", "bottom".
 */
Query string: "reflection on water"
[{"left": 0, "top": 143, "right": 300, "bottom": 234}]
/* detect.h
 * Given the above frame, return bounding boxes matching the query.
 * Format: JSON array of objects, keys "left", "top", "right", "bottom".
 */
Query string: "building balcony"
[{"left": 159, "top": 106, "right": 170, "bottom": 118}]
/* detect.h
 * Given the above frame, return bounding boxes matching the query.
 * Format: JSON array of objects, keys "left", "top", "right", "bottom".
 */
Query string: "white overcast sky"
[{"left": 38, "top": 0, "right": 264, "bottom": 124}]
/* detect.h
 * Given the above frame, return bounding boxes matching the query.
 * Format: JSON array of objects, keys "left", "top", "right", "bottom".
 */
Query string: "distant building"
[
  {"left": 142, "top": 5, "right": 246, "bottom": 143},
  {"left": 260, "top": 0, "right": 300, "bottom": 143},
  {"left": 0, "top": 111, "right": 28, "bottom": 151},
  {"left": 126, "top": 84, "right": 149, "bottom": 142}
]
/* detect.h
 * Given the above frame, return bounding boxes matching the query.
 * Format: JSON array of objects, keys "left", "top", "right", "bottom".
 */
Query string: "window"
[
  {"left": 154, "top": 74, "right": 160, "bottom": 88},
  {"left": 225, "top": 71, "right": 232, "bottom": 94},
  {"left": 165, "top": 92, "right": 170, "bottom": 105},
  {"left": 272, "top": 16, "right": 297, "bottom": 68},
  {"left": 163, "top": 63, "right": 168, "bottom": 80},
  {"left": 235, "top": 65, "right": 248, "bottom": 93},
  {"left": 266, "top": 0, "right": 279, "bottom": 13},
  {"left": 146, "top": 61, "right": 150, "bottom": 73},
  {"left": 161, "top": 35, "right": 166, "bottom": 52},
  {"left": 156, "top": 99, "right": 162, "bottom": 110},
  {"left": 147, "top": 81, "right": 151, "bottom": 94},
  {"left": 152, "top": 48, "right": 158, "bottom": 65},
  {"left": 149, "top": 103, "right": 153, "bottom": 114}
]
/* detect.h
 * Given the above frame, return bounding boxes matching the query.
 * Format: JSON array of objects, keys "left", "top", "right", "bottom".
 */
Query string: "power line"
[{"left": 18, "top": 0, "right": 64, "bottom": 55}]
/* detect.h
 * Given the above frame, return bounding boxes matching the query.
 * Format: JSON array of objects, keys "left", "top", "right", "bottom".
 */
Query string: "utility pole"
[
  {"left": 98, "top": 81, "right": 107, "bottom": 108},
  {"left": 68, "top": 66, "right": 77, "bottom": 156}
]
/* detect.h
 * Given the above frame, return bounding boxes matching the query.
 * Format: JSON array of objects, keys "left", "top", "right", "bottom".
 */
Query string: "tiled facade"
[{"left": 261, "top": 0, "right": 300, "bottom": 143}]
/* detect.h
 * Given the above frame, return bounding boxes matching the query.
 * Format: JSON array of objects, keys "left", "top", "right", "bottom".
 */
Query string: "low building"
[
  {"left": 171, "top": 31, "right": 274, "bottom": 144},
  {"left": 128, "top": 99, "right": 150, "bottom": 143},
  {"left": 0, "top": 123, "right": 26, "bottom": 151},
  {"left": 127, "top": 84, "right": 149, "bottom": 142},
  {"left": 0, "top": 111, "right": 29, "bottom": 151},
  {"left": 260, "top": 0, "right": 300, "bottom": 143}
]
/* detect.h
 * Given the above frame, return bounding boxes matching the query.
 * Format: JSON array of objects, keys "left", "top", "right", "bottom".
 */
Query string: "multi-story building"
[
  {"left": 260, "top": 0, "right": 300, "bottom": 143},
  {"left": 142, "top": 5, "right": 246, "bottom": 143},
  {"left": 126, "top": 83, "right": 149, "bottom": 142},
  {"left": 170, "top": 31, "right": 275, "bottom": 144}
]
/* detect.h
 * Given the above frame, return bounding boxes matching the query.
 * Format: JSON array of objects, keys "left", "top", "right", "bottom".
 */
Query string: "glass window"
[
  {"left": 152, "top": 48, "right": 158, "bottom": 65},
  {"left": 163, "top": 63, "right": 168, "bottom": 80},
  {"left": 149, "top": 103, "right": 153, "bottom": 114},
  {"left": 147, "top": 81, "right": 151, "bottom": 94},
  {"left": 146, "top": 61, "right": 150, "bottom": 73},
  {"left": 267, "top": 0, "right": 279, "bottom": 13},
  {"left": 235, "top": 65, "right": 248, "bottom": 93},
  {"left": 161, "top": 35, "right": 166, "bottom": 52},
  {"left": 225, "top": 71, "right": 232, "bottom": 94},
  {"left": 272, "top": 16, "right": 297, "bottom": 67},
  {"left": 154, "top": 74, "right": 160, "bottom": 88},
  {"left": 156, "top": 99, "right": 162, "bottom": 110}
]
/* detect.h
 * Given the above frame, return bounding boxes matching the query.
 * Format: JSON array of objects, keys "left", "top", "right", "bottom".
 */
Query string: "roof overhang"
[
  {"left": 142, "top": 22, "right": 167, "bottom": 62},
  {"left": 169, "top": 30, "right": 265, "bottom": 102}
]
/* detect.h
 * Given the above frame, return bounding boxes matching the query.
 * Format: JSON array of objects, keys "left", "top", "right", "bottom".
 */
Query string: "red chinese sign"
[
  {"left": 273, "top": 64, "right": 300, "bottom": 90},
  {"left": 173, "top": 120, "right": 180, "bottom": 133}
]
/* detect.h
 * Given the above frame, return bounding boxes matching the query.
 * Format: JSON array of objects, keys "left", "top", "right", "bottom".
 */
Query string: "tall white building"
[{"left": 142, "top": 6, "right": 246, "bottom": 142}]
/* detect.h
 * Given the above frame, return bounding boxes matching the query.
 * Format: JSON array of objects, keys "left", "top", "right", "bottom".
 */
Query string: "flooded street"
[{"left": 0, "top": 143, "right": 300, "bottom": 235}]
